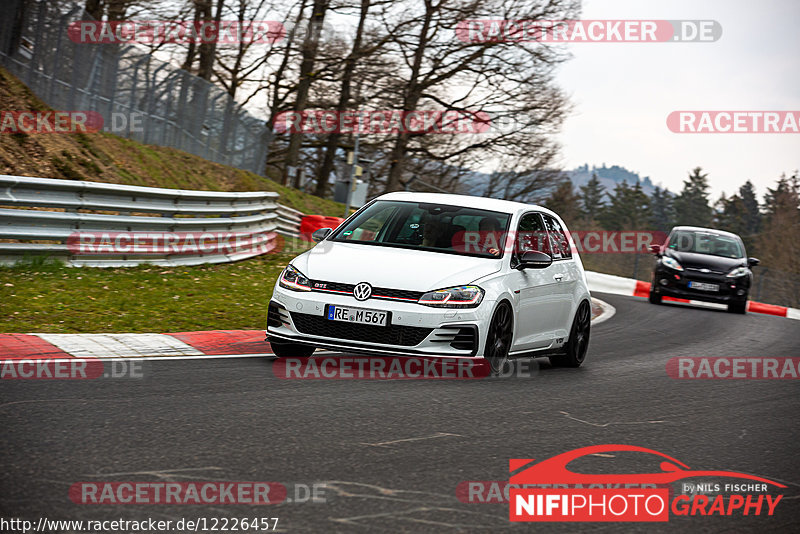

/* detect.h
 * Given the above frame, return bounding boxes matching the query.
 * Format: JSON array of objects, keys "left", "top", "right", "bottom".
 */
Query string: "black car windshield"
[
  {"left": 667, "top": 230, "right": 745, "bottom": 259},
  {"left": 331, "top": 200, "right": 512, "bottom": 258}
]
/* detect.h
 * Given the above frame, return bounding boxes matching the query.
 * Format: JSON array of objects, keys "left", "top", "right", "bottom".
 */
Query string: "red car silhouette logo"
[{"left": 510, "top": 444, "right": 786, "bottom": 487}]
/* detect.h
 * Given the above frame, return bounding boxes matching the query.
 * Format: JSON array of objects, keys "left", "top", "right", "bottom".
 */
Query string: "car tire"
[
  {"left": 549, "top": 300, "right": 590, "bottom": 368},
  {"left": 269, "top": 340, "right": 316, "bottom": 358},
  {"left": 483, "top": 302, "right": 513, "bottom": 376},
  {"left": 649, "top": 289, "right": 662, "bottom": 304},
  {"left": 727, "top": 300, "right": 747, "bottom": 314}
]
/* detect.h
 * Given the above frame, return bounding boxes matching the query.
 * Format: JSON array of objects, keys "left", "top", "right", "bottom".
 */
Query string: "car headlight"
[
  {"left": 661, "top": 257, "right": 684, "bottom": 271},
  {"left": 418, "top": 285, "right": 484, "bottom": 308},
  {"left": 726, "top": 266, "right": 750, "bottom": 278},
  {"left": 279, "top": 265, "right": 312, "bottom": 291}
]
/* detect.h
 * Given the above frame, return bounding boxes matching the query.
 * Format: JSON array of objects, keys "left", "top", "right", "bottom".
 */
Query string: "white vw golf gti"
[{"left": 267, "top": 192, "right": 592, "bottom": 373}]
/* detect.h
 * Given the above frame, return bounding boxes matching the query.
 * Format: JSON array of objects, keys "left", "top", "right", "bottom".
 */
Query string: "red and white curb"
[
  {"left": 0, "top": 330, "right": 273, "bottom": 361},
  {"left": 1, "top": 305, "right": 620, "bottom": 360},
  {"left": 586, "top": 271, "right": 800, "bottom": 320}
]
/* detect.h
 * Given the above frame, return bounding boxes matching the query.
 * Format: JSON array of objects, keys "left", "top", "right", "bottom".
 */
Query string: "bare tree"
[
  {"left": 377, "top": 0, "right": 578, "bottom": 193},
  {"left": 282, "top": 0, "right": 329, "bottom": 187}
]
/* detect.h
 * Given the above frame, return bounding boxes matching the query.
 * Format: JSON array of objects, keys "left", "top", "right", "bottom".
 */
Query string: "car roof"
[
  {"left": 670, "top": 226, "right": 742, "bottom": 239},
  {"left": 374, "top": 191, "right": 555, "bottom": 217}
]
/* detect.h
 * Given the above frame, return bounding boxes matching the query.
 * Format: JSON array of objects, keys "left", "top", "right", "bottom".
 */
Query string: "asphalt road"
[{"left": 2, "top": 293, "right": 799, "bottom": 533}]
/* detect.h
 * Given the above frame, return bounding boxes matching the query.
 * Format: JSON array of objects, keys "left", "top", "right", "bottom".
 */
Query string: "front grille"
[
  {"left": 309, "top": 280, "right": 425, "bottom": 302},
  {"left": 290, "top": 312, "right": 432, "bottom": 346},
  {"left": 685, "top": 267, "right": 725, "bottom": 275}
]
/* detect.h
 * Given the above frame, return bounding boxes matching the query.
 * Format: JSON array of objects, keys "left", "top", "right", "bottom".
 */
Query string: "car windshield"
[
  {"left": 330, "top": 200, "right": 512, "bottom": 258},
  {"left": 667, "top": 230, "right": 745, "bottom": 259}
]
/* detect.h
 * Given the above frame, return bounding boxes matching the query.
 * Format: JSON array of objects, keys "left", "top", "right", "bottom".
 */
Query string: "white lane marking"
[
  {"left": 560, "top": 411, "right": 666, "bottom": 428},
  {"left": 34, "top": 333, "right": 203, "bottom": 359},
  {"left": 361, "top": 432, "right": 462, "bottom": 447},
  {"left": 591, "top": 298, "right": 616, "bottom": 325},
  {"left": 787, "top": 308, "right": 800, "bottom": 321}
]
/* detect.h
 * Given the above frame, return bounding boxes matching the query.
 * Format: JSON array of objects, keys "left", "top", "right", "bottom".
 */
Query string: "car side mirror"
[
  {"left": 517, "top": 250, "right": 552, "bottom": 270},
  {"left": 747, "top": 257, "right": 760, "bottom": 267},
  {"left": 650, "top": 244, "right": 662, "bottom": 256},
  {"left": 312, "top": 228, "right": 333, "bottom": 242}
]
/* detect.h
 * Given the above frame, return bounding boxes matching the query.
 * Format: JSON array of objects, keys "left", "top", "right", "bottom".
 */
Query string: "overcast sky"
[{"left": 555, "top": 0, "right": 799, "bottom": 199}]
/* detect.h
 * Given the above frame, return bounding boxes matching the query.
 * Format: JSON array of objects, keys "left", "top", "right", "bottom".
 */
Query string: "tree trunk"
[
  {"left": 283, "top": 0, "right": 329, "bottom": 187},
  {"left": 197, "top": 0, "right": 224, "bottom": 81},
  {"left": 384, "top": 0, "right": 433, "bottom": 192},
  {"left": 84, "top": 0, "right": 104, "bottom": 20},
  {"left": 314, "top": 0, "right": 369, "bottom": 197}
]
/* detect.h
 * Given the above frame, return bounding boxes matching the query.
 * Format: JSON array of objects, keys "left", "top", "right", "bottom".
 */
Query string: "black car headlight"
[
  {"left": 661, "top": 257, "right": 684, "bottom": 271},
  {"left": 726, "top": 266, "right": 750, "bottom": 278},
  {"left": 418, "top": 285, "right": 484, "bottom": 308},
  {"left": 279, "top": 265, "right": 312, "bottom": 291}
]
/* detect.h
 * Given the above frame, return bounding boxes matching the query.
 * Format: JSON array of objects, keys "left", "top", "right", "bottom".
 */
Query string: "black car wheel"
[
  {"left": 550, "top": 300, "right": 591, "bottom": 368},
  {"left": 484, "top": 303, "right": 513, "bottom": 376},
  {"left": 269, "top": 340, "right": 316, "bottom": 358},
  {"left": 649, "top": 288, "right": 662, "bottom": 304}
]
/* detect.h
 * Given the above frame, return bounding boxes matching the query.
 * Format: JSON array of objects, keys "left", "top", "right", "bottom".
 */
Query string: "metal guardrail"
[{"left": 0, "top": 175, "right": 304, "bottom": 267}]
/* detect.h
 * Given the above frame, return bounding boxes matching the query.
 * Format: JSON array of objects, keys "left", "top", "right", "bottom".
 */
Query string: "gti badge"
[{"left": 353, "top": 282, "right": 372, "bottom": 301}]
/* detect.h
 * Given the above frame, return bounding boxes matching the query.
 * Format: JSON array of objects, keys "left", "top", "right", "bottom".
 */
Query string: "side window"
[
  {"left": 542, "top": 214, "right": 572, "bottom": 259},
  {"left": 515, "top": 213, "right": 549, "bottom": 256}
]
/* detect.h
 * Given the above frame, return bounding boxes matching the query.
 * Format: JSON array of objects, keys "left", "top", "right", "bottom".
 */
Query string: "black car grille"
[
  {"left": 431, "top": 325, "right": 478, "bottom": 353},
  {"left": 268, "top": 301, "right": 290, "bottom": 328},
  {"left": 290, "top": 312, "right": 432, "bottom": 346},
  {"left": 685, "top": 267, "right": 725, "bottom": 275},
  {"left": 309, "top": 280, "right": 425, "bottom": 302}
]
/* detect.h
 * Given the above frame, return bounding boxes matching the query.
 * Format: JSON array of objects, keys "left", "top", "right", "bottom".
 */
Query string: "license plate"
[
  {"left": 327, "top": 305, "right": 388, "bottom": 326},
  {"left": 688, "top": 281, "right": 719, "bottom": 292}
]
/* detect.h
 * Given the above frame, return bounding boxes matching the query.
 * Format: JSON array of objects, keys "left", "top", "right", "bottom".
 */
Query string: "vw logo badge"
[{"left": 353, "top": 282, "right": 372, "bottom": 301}]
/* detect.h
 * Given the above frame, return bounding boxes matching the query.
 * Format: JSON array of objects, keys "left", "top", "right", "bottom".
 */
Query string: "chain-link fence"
[{"left": 0, "top": 0, "right": 271, "bottom": 176}]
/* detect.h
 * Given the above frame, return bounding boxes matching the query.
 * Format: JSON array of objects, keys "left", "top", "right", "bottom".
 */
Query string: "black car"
[{"left": 649, "top": 226, "right": 759, "bottom": 314}]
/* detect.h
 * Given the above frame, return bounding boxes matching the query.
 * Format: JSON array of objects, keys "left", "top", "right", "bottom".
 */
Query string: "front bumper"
[
  {"left": 266, "top": 287, "right": 492, "bottom": 357},
  {"left": 651, "top": 266, "right": 750, "bottom": 304}
]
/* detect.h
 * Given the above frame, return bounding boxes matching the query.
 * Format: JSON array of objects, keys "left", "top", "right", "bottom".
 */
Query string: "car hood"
[
  {"left": 292, "top": 241, "right": 502, "bottom": 291},
  {"left": 666, "top": 250, "right": 745, "bottom": 272}
]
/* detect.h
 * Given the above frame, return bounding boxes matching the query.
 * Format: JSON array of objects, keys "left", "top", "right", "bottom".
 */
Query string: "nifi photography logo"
[{"left": 508, "top": 445, "right": 785, "bottom": 522}]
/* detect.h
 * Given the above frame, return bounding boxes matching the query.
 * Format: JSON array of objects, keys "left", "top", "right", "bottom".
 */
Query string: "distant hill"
[{"left": 566, "top": 164, "right": 659, "bottom": 197}]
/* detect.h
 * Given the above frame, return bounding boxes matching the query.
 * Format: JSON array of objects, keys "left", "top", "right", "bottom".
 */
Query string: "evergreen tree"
[
  {"left": 545, "top": 178, "right": 581, "bottom": 227},
  {"left": 579, "top": 173, "right": 606, "bottom": 224},
  {"left": 649, "top": 186, "right": 675, "bottom": 231},
  {"left": 739, "top": 180, "right": 761, "bottom": 235},
  {"left": 674, "top": 167, "right": 713, "bottom": 226},
  {"left": 714, "top": 193, "right": 748, "bottom": 237},
  {"left": 598, "top": 182, "right": 650, "bottom": 230}
]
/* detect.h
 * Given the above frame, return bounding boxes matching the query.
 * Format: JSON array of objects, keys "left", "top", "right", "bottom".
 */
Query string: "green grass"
[{"left": 0, "top": 250, "right": 305, "bottom": 333}]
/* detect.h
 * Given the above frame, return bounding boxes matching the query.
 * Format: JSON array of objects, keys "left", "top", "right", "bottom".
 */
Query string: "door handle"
[{"left": 553, "top": 274, "right": 564, "bottom": 282}]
